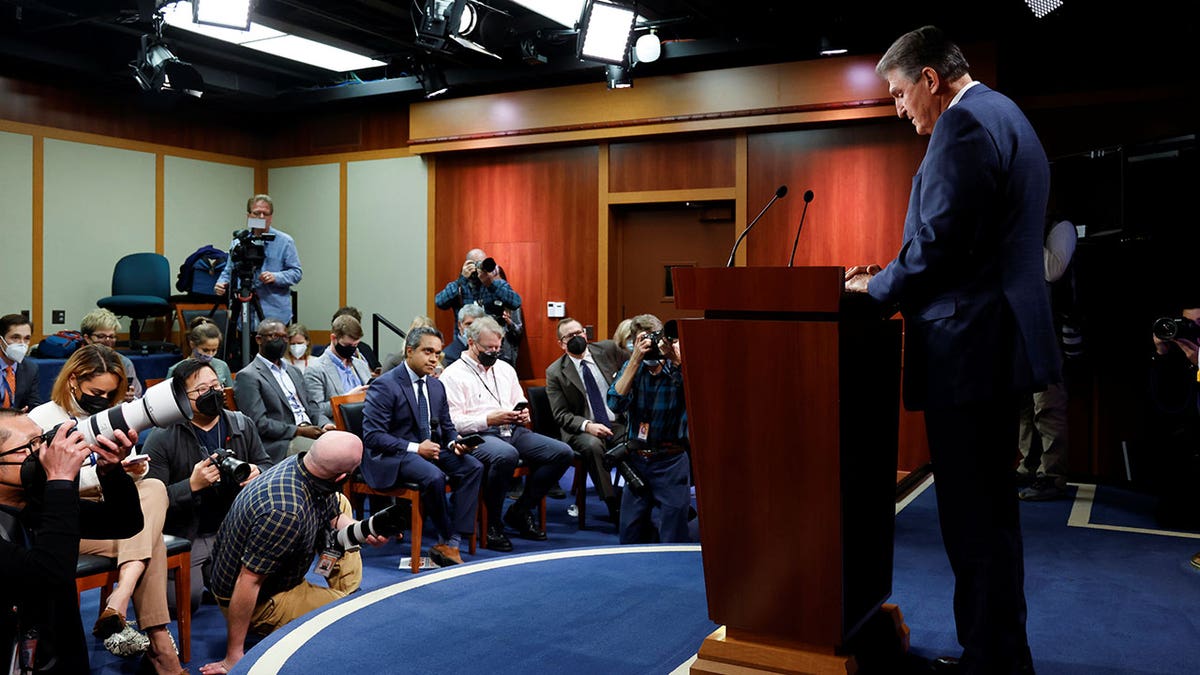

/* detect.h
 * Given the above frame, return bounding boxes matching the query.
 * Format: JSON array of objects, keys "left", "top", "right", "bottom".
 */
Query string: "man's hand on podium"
[{"left": 844, "top": 264, "right": 881, "bottom": 293}]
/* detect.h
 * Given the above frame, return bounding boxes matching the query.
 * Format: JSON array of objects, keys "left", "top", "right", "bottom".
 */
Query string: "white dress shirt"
[
  {"left": 569, "top": 353, "right": 617, "bottom": 430},
  {"left": 440, "top": 352, "right": 526, "bottom": 434},
  {"left": 257, "top": 354, "right": 311, "bottom": 425}
]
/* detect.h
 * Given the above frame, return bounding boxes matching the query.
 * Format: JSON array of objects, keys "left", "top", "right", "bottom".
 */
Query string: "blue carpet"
[
  {"left": 892, "top": 481, "right": 1200, "bottom": 674},
  {"left": 82, "top": 473, "right": 1200, "bottom": 674},
  {"left": 234, "top": 546, "right": 714, "bottom": 674}
]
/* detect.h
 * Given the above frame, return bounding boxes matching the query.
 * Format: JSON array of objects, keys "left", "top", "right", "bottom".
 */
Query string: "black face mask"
[
  {"left": 0, "top": 450, "right": 48, "bottom": 503},
  {"left": 196, "top": 389, "right": 225, "bottom": 417},
  {"left": 477, "top": 350, "right": 500, "bottom": 367},
  {"left": 260, "top": 337, "right": 287, "bottom": 362},
  {"left": 566, "top": 335, "right": 587, "bottom": 356},
  {"left": 310, "top": 474, "right": 347, "bottom": 496},
  {"left": 333, "top": 342, "right": 357, "bottom": 360},
  {"left": 77, "top": 392, "right": 111, "bottom": 415}
]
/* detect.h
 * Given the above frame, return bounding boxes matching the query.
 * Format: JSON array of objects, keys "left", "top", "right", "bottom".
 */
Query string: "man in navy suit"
[
  {"left": 846, "top": 27, "right": 1057, "bottom": 674},
  {"left": 0, "top": 314, "right": 40, "bottom": 412},
  {"left": 361, "top": 326, "right": 482, "bottom": 566}
]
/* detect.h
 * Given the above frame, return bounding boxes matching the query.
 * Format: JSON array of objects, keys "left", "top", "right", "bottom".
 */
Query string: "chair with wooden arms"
[{"left": 331, "top": 392, "right": 476, "bottom": 573}]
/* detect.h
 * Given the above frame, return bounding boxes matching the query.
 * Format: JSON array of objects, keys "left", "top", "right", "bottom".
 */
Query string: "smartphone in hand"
[{"left": 513, "top": 402, "right": 529, "bottom": 412}]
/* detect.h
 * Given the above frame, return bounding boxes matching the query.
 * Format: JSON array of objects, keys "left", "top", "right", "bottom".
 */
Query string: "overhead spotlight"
[
  {"left": 419, "top": 61, "right": 449, "bottom": 98},
  {"left": 578, "top": 0, "right": 636, "bottom": 65},
  {"left": 131, "top": 33, "right": 203, "bottom": 98},
  {"left": 605, "top": 63, "right": 632, "bottom": 89},
  {"left": 633, "top": 31, "right": 660, "bottom": 64},
  {"left": 1024, "top": 0, "right": 1064, "bottom": 18},
  {"left": 193, "top": 0, "right": 252, "bottom": 31},
  {"left": 818, "top": 36, "right": 847, "bottom": 56},
  {"left": 415, "top": 0, "right": 505, "bottom": 60}
]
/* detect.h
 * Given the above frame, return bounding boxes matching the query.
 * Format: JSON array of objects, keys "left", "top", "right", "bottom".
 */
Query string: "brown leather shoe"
[
  {"left": 430, "top": 543, "right": 463, "bottom": 566},
  {"left": 92, "top": 606, "right": 125, "bottom": 640}
]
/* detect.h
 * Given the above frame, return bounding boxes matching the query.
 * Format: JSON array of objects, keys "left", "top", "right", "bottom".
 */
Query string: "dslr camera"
[
  {"left": 1153, "top": 317, "right": 1200, "bottom": 342},
  {"left": 332, "top": 502, "right": 407, "bottom": 551},
  {"left": 209, "top": 449, "right": 251, "bottom": 483},
  {"left": 640, "top": 319, "right": 679, "bottom": 363},
  {"left": 604, "top": 442, "right": 647, "bottom": 494}
]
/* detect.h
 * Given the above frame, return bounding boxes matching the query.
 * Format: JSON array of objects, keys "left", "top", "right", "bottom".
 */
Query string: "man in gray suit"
[
  {"left": 545, "top": 317, "right": 626, "bottom": 521},
  {"left": 305, "top": 314, "right": 373, "bottom": 420},
  {"left": 234, "top": 318, "right": 333, "bottom": 462}
]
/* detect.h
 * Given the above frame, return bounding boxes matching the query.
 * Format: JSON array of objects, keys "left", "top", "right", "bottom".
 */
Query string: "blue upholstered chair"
[{"left": 96, "top": 253, "right": 173, "bottom": 345}]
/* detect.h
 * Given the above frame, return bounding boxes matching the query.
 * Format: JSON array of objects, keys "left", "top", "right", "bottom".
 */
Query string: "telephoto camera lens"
[
  {"left": 335, "top": 503, "right": 406, "bottom": 550},
  {"left": 604, "top": 443, "right": 647, "bottom": 494},
  {"left": 211, "top": 450, "right": 251, "bottom": 483}
]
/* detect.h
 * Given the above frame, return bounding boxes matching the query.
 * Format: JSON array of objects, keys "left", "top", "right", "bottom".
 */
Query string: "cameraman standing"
[
  {"left": 145, "top": 358, "right": 272, "bottom": 614},
  {"left": 434, "top": 248, "right": 522, "bottom": 341},
  {"left": 213, "top": 194, "right": 303, "bottom": 328},
  {"left": 1149, "top": 306, "right": 1200, "bottom": 531},
  {"left": 607, "top": 314, "right": 691, "bottom": 545}
]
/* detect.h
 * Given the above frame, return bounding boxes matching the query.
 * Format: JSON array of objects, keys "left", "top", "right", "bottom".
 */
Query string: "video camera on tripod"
[{"left": 228, "top": 227, "right": 275, "bottom": 297}]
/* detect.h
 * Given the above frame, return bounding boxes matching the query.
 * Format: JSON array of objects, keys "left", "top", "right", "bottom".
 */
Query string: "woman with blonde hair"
[
  {"left": 284, "top": 322, "right": 312, "bottom": 371},
  {"left": 27, "top": 344, "right": 183, "bottom": 673}
]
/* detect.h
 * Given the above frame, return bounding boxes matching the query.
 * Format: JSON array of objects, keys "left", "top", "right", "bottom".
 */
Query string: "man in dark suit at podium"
[
  {"left": 361, "top": 326, "right": 482, "bottom": 566},
  {"left": 845, "top": 26, "right": 1057, "bottom": 675},
  {"left": 545, "top": 317, "right": 626, "bottom": 522}
]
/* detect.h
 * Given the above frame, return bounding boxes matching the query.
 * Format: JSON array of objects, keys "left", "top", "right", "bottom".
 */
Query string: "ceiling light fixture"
[
  {"left": 1024, "top": 0, "right": 1064, "bottom": 18},
  {"left": 578, "top": 0, "right": 636, "bottom": 66},
  {"left": 415, "top": 0, "right": 504, "bottom": 60},
  {"left": 633, "top": 31, "right": 660, "bottom": 64},
  {"left": 192, "top": 0, "right": 252, "bottom": 31},
  {"left": 131, "top": 31, "right": 204, "bottom": 98}
]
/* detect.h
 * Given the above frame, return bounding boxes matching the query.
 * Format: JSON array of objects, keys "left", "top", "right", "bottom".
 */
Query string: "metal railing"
[{"left": 372, "top": 313, "right": 407, "bottom": 354}]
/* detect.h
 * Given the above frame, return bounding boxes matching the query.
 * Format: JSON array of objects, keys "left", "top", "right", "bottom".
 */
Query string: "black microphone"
[
  {"left": 726, "top": 185, "right": 788, "bottom": 267},
  {"left": 787, "top": 190, "right": 815, "bottom": 267}
]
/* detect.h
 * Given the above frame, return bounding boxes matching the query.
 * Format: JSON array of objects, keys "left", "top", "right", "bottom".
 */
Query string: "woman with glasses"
[
  {"left": 26, "top": 344, "right": 184, "bottom": 674},
  {"left": 166, "top": 316, "right": 234, "bottom": 387},
  {"left": 145, "top": 358, "right": 271, "bottom": 615},
  {"left": 80, "top": 308, "right": 142, "bottom": 400}
]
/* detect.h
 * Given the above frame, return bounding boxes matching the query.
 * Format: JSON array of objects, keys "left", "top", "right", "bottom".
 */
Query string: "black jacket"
[
  {"left": 144, "top": 410, "right": 272, "bottom": 540},
  {"left": 1, "top": 470, "right": 141, "bottom": 673}
]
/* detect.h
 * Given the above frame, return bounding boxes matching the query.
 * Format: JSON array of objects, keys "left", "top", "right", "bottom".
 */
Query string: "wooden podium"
[{"left": 672, "top": 266, "right": 904, "bottom": 674}]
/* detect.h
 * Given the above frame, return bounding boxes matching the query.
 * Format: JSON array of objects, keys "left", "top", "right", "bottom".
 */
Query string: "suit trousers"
[
  {"left": 394, "top": 448, "right": 483, "bottom": 541},
  {"left": 472, "top": 427, "right": 573, "bottom": 520},
  {"left": 925, "top": 396, "right": 1032, "bottom": 674},
  {"left": 1017, "top": 381, "right": 1068, "bottom": 482},
  {"left": 618, "top": 452, "right": 691, "bottom": 545},
  {"left": 564, "top": 421, "right": 626, "bottom": 506}
]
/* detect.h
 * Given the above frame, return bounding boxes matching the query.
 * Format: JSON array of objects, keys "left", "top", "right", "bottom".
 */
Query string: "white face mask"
[
  {"left": 288, "top": 343, "right": 308, "bottom": 359},
  {"left": 2, "top": 339, "right": 27, "bottom": 364}
]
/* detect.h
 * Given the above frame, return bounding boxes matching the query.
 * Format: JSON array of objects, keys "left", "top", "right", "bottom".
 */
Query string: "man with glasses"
[
  {"left": 81, "top": 308, "right": 142, "bottom": 400},
  {"left": 145, "top": 358, "right": 271, "bottom": 613},
  {"left": 0, "top": 313, "right": 39, "bottom": 412},
  {"left": 213, "top": 194, "right": 303, "bottom": 329},
  {"left": 545, "top": 317, "right": 627, "bottom": 523},
  {"left": 0, "top": 411, "right": 144, "bottom": 673},
  {"left": 235, "top": 319, "right": 332, "bottom": 462}
]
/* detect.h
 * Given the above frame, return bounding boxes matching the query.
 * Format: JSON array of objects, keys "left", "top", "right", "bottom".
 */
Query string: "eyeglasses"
[
  {"left": 89, "top": 333, "right": 118, "bottom": 343},
  {"left": 559, "top": 329, "right": 586, "bottom": 342},
  {"left": 0, "top": 430, "right": 53, "bottom": 458},
  {"left": 188, "top": 383, "right": 224, "bottom": 397}
]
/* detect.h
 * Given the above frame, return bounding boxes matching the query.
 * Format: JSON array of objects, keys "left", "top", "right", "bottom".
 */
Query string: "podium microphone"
[
  {"left": 786, "top": 190, "right": 815, "bottom": 267},
  {"left": 726, "top": 185, "right": 788, "bottom": 267}
]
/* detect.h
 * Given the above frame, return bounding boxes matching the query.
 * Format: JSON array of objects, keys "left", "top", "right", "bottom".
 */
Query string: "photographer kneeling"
[
  {"left": 607, "top": 314, "right": 692, "bottom": 545},
  {"left": 145, "top": 359, "right": 272, "bottom": 615},
  {"left": 0, "top": 413, "right": 145, "bottom": 674},
  {"left": 200, "top": 431, "right": 393, "bottom": 675}
]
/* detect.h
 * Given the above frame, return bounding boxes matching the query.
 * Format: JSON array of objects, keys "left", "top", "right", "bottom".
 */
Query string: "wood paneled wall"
[
  {"left": 609, "top": 135, "right": 735, "bottom": 193},
  {"left": 434, "top": 145, "right": 599, "bottom": 379}
]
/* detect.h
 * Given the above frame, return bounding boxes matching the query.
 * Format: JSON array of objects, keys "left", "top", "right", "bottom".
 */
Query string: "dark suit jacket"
[
  {"left": 545, "top": 341, "right": 625, "bottom": 436},
  {"left": 234, "top": 357, "right": 329, "bottom": 462},
  {"left": 361, "top": 363, "right": 457, "bottom": 489},
  {"left": 2, "top": 358, "right": 41, "bottom": 411},
  {"left": 869, "top": 83, "right": 1060, "bottom": 410}
]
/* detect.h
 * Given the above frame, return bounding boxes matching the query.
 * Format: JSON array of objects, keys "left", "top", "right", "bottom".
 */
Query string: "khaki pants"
[
  {"left": 222, "top": 493, "right": 362, "bottom": 635},
  {"left": 79, "top": 478, "right": 172, "bottom": 629}
]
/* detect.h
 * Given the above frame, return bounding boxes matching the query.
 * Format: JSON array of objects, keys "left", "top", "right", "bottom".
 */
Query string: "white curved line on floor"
[{"left": 247, "top": 544, "right": 703, "bottom": 675}]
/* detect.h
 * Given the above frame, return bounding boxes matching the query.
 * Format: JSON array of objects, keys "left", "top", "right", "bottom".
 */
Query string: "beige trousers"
[{"left": 79, "top": 477, "right": 172, "bottom": 629}]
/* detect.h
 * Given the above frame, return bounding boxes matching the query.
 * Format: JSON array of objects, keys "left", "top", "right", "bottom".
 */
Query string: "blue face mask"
[{"left": 194, "top": 352, "right": 215, "bottom": 364}]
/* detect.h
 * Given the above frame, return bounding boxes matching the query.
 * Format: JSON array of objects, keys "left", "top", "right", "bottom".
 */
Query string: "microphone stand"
[
  {"left": 726, "top": 186, "right": 787, "bottom": 267},
  {"left": 787, "top": 190, "right": 815, "bottom": 267}
]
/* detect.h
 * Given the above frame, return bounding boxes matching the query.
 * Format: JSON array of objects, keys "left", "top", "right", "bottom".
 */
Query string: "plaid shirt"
[
  {"left": 207, "top": 454, "right": 340, "bottom": 599},
  {"left": 434, "top": 277, "right": 522, "bottom": 337},
  {"left": 607, "top": 361, "right": 688, "bottom": 447}
]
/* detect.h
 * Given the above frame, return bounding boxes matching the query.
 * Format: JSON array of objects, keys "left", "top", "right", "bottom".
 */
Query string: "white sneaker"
[{"left": 567, "top": 504, "right": 579, "bottom": 518}]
